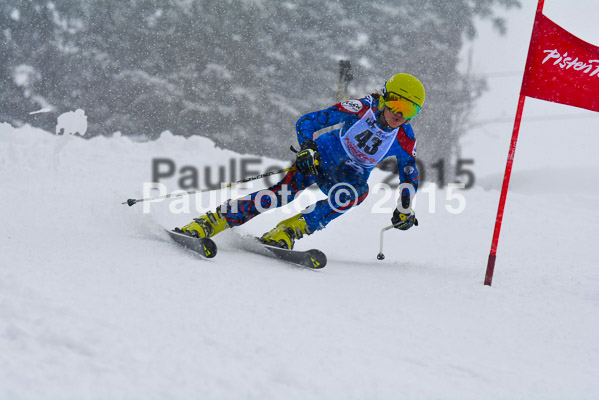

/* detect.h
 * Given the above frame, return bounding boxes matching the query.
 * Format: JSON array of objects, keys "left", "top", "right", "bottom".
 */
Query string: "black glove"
[
  {"left": 295, "top": 140, "right": 321, "bottom": 176},
  {"left": 392, "top": 208, "right": 418, "bottom": 230}
]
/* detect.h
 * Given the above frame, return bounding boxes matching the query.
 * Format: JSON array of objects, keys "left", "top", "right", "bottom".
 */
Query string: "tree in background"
[{"left": 0, "top": 0, "right": 520, "bottom": 183}]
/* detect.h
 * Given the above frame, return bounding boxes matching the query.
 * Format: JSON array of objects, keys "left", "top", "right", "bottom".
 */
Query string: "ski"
[
  {"left": 236, "top": 235, "right": 327, "bottom": 269},
  {"left": 166, "top": 229, "right": 325, "bottom": 268},
  {"left": 262, "top": 244, "right": 327, "bottom": 269},
  {"left": 166, "top": 229, "right": 217, "bottom": 259}
]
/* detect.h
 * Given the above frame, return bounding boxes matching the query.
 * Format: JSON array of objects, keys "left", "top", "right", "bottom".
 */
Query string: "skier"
[{"left": 177, "top": 73, "right": 424, "bottom": 249}]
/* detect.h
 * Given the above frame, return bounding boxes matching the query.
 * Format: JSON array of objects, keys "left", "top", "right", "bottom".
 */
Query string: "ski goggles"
[{"left": 380, "top": 92, "right": 421, "bottom": 120}]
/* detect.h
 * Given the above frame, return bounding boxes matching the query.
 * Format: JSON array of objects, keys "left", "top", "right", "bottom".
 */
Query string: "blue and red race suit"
[{"left": 221, "top": 94, "right": 419, "bottom": 232}]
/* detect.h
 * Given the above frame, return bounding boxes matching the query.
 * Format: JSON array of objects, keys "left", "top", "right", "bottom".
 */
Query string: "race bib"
[{"left": 340, "top": 109, "right": 398, "bottom": 168}]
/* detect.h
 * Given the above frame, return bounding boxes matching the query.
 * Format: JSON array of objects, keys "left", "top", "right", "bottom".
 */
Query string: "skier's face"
[{"left": 383, "top": 107, "right": 407, "bottom": 128}]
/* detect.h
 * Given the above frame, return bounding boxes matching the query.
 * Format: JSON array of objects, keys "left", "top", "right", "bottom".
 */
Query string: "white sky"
[{"left": 460, "top": 0, "right": 599, "bottom": 177}]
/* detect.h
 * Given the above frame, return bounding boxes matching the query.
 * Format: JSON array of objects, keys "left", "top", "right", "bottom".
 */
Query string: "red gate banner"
[
  {"left": 485, "top": 2, "right": 599, "bottom": 286},
  {"left": 522, "top": 12, "right": 599, "bottom": 112}
]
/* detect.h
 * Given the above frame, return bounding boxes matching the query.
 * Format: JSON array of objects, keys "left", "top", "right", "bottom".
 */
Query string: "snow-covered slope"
[{"left": 1, "top": 123, "right": 598, "bottom": 399}]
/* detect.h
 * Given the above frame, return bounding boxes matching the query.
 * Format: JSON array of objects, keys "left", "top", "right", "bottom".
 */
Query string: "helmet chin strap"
[{"left": 377, "top": 107, "right": 390, "bottom": 130}]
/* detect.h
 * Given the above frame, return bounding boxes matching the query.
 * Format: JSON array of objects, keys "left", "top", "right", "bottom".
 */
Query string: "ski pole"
[
  {"left": 336, "top": 60, "right": 350, "bottom": 101},
  {"left": 377, "top": 224, "right": 397, "bottom": 260},
  {"left": 122, "top": 166, "right": 296, "bottom": 207},
  {"left": 336, "top": 61, "right": 345, "bottom": 101},
  {"left": 377, "top": 220, "right": 418, "bottom": 260},
  {"left": 342, "top": 63, "right": 353, "bottom": 101}
]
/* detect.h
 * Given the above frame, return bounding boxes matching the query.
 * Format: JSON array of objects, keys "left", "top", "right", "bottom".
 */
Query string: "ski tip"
[
  {"left": 166, "top": 229, "right": 218, "bottom": 259},
  {"left": 202, "top": 240, "right": 218, "bottom": 258},
  {"left": 305, "top": 249, "right": 327, "bottom": 269}
]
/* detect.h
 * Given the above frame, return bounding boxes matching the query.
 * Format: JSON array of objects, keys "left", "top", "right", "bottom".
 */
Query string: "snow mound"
[{"left": 1, "top": 124, "right": 598, "bottom": 399}]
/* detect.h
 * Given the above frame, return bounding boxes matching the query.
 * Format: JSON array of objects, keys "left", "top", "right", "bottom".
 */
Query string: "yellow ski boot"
[
  {"left": 260, "top": 213, "right": 312, "bottom": 250},
  {"left": 178, "top": 207, "right": 230, "bottom": 238}
]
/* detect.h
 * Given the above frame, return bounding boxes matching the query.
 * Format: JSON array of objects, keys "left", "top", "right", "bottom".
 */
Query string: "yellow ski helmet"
[{"left": 380, "top": 73, "right": 425, "bottom": 119}]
